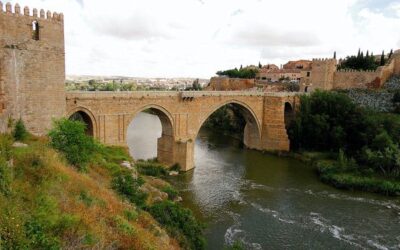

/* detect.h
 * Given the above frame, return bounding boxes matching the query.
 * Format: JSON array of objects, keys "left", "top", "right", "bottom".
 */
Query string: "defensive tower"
[{"left": 0, "top": 2, "right": 65, "bottom": 134}]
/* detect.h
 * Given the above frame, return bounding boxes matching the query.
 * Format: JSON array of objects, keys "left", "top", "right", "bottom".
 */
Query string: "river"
[{"left": 127, "top": 112, "right": 400, "bottom": 250}]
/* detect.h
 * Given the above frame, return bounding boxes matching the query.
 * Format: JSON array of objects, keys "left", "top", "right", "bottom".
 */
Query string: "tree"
[
  {"left": 88, "top": 79, "right": 96, "bottom": 86},
  {"left": 389, "top": 49, "right": 393, "bottom": 59},
  {"left": 48, "top": 119, "right": 97, "bottom": 171},
  {"left": 13, "top": 118, "right": 28, "bottom": 141},
  {"left": 258, "top": 61, "right": 262, "bottom": 68},
  {"left": 380, "top": 50, "right": 385, "bottom": 66},
  {"left": 333, "top": 51, "right": 336, "bottom": 59}
]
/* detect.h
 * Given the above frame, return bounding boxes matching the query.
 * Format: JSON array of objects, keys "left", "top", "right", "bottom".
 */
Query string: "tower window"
[{"left": 32, "top": 21, "right": 40, "bottom": 40}]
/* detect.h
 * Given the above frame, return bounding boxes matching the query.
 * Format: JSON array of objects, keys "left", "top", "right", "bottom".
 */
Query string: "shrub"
[
  {"left": 112, "top": 170, "right": 147, "bottom": 208},
  {"left": 137, "top": 162, "right": 168, "bottom": 177},
  {"left": 13, "top": 119, "right": 28, "bottom": 141},
  {"left": 0, "top": 134, "right": 13, "bottom": 161},
  {"left": 48, "top": 119, "right": 97, "bottom": 171},
  {"left": 148, "top": 200, "right": 205, "bottom": 250},
  {"left": 162, "top": 186, "right": 179, "bottom": 201}
]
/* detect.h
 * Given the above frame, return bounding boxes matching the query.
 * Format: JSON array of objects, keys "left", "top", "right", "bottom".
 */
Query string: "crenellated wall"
[
  {"left": 301, "top": 51, "right": 400, "bottom": 92},
  {"left": 0, "top": 2, "right": 65, "bottom": 134},
  {"left": 333, "top": 69, "right": 379, "bottom": 89}
]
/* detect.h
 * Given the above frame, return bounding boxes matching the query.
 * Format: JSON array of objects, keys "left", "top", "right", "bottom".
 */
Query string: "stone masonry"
[
  {"left": 0, "top": 2, "right": 66, "bottom": 134},
  {"left": 66, "top": 91, "right": 298, "bottom": 171}
]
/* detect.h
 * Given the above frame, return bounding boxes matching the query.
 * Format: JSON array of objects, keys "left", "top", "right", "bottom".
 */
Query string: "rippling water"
[{"left": 128, "top": 112, "right": 400, "bottom": 250}]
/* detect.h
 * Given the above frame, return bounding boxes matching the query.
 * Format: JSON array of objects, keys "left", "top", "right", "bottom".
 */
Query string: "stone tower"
[
  {"left": 0, "top": 2, "right": 65, "bottom": 135},
  {"left": 309, "top": 58, "right": 337, "bottom": 90}
]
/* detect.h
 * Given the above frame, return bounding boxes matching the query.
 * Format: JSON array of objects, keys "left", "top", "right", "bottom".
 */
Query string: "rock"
[
  {"left": 169, "top": 171, "right": 179, "bottom": 176},
  {"left": 121, "top": 161, "right": 132, "bottom": 169},
  {"left": 174, "top": 196, "right": 183, "bottom": 202},
  {"left": 12, "top": 142, "right": 28, "bottom": 148},
  {"left": 152, "top": 196, "right": 163, "bottom": 203}
]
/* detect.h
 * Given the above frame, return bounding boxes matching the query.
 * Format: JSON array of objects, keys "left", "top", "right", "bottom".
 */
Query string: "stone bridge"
[{"left": 66, "top": 91, "right": 299, "bottom": 171}]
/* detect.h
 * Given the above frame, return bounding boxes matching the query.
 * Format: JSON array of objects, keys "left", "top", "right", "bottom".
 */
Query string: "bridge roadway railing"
[{"left": 66, "top": 91, "right": 301, "bottom": 99}]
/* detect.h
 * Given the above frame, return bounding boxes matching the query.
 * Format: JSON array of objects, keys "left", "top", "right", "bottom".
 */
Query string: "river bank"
[{"left": 128, "top": 112, "right": 400, "bottom": 249}]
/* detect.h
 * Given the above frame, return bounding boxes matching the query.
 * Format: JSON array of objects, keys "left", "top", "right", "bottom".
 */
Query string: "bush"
[
  {"left": 148, "top": 200, "right": 205, "bottom": 250},
  {"left": 13, "top": 119, "right": 28, "bottom": 141},
  {"left": 48, "top": 119, "right": 97, "bottom": 171},
  {"left": 137, "top": 161, "right": 168, "bottom": 177},
  {"left": 162, "top": 186, "right": 179, "bottom": 201},
  {"left": 112, "top": 170, "right": 147, "bottom": 208}
]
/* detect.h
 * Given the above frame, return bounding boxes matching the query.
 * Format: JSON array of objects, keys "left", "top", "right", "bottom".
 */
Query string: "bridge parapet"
[{"left": 66, "top": 91, "right": 301, "bottom": 100}]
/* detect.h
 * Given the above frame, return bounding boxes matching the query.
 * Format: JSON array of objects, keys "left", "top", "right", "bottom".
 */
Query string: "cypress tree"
[
  {"left": 258, "top": 62, "right": 262, "bottom": 68},
  {"left": 389, "top": 49, "right": 393, "bottom": 59},
  {"left": 333, "top": 51, "right": 336, "bottom": 59},
  {"left": 380, "top": 50, "right": 385, "bottom": 66}
]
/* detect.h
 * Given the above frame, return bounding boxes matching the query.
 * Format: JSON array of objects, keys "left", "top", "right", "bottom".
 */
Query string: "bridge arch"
[
  {"left": 195, "top": 99, "right": 262, "bottom": 150},
  {"left": 284, "top": 102, "right": 295, "bottom": 130},
  {"left": 67, "top": 107, "right": 97, "bottom": 137},
  {"left": 127, "top": 104, "right": 175, "bottom": 165}
]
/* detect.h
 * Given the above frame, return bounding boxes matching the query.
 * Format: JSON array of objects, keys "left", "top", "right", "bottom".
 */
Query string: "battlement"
[
  {"left": 0, "top": 2, "right": 63, "bottom": 23},
  {"left": 337, "top": 69, "right": 377, "bottom": 73},
  {"left": 312, "top": 58, "right": 336, "bottom": 62}
]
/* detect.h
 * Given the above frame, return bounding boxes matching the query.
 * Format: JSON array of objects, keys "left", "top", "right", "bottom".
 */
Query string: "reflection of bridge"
[{"left": 66, "top": 91, "right": 299, "bottom": 171}]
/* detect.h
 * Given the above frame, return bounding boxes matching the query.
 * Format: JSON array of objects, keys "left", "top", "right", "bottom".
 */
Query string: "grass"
[{"left": 0, "top": 134, "right": 180, "bottom": 249}]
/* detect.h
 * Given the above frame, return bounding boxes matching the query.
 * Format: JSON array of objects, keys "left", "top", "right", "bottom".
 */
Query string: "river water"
[{"left": 127, "top": 112, "right": 400, "bottom": 250}]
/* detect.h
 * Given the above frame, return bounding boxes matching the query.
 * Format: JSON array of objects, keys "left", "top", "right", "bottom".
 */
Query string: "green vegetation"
[
  {"left": 147, "top": 200, "right": 205, "bottom": 250},
  {"left": 136, "top": 160, "right": 168, "bottom": 177},
  {"left": 288, "top": 90, "right": 400, "bottom": 195},
  {"left": 112, "top": 171, "right": 148, "bottom": 208},
  {"left": 203, "top": 104, "right": 246, "bottom": 139},
  {"left": 0, "top": 119, "right": 205, "bottom": 249},
  {"left": 48, "top": 118, "right": 97, "bottom": 171},
  {"left": 337, "top": 49, "right": 388, "bottom": 71},
  {"left": 13, "top": 119, "right": 28, "bottom": 141},
  {"left": 216, "top": 67, "right": 258, "bottom": 79}
]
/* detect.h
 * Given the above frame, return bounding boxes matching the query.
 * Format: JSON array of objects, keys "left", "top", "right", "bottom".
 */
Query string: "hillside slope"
[{"left": 0, "top": 135, "right": 180, "bottom": 249}]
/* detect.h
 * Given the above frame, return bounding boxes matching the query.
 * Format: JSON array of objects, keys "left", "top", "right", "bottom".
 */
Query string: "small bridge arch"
[{"left": 67, "top": 107, "right": 97, "bottom": 137}]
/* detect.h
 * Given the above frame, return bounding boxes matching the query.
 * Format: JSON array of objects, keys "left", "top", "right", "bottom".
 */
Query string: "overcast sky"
[{"left": 7, "top": 0, "right": 400, "bottom": 78}]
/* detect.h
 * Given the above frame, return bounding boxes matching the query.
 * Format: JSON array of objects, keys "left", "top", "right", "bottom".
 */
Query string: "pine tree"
[
  {"left": 357, "top": 48, "right": 361, "bottom": 58},
  {"left": 258, "top": 62, "right": 262, "bottom": 68},
  {"left": 366, "top": 50, "right": 369, "bottom": 57}
]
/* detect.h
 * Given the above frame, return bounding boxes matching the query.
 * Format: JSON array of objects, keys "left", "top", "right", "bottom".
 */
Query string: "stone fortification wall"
[
  {"left": 333, "top": 69, "right": 378, "bottom": 89},
  {"left": 0, "top": 2, "right": 66, "bottom": 134},
  {"left": 206, "top": 76, "right": 255, "bottom": 90},
  {"left": 301, "top": 51, "right": 400, "bottom": 92}
]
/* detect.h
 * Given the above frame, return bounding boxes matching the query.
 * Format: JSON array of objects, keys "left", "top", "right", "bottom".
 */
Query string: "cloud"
[
  {"left": 232, "top": 27, "right": 320, "bottom": 47},
  {"left": 6, "top": 0, "right": 400, "bottom": 78}
]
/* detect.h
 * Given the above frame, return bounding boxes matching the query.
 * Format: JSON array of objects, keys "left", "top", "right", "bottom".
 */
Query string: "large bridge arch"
[
  {"left": 125, "top": 104, "right": 175, "bottom": 166},
  {"left": 194, "top": 99, "right": 263, "bottom": 150},
  {"left": 67, "top": 107, "right": 97, "bottom": 137}
]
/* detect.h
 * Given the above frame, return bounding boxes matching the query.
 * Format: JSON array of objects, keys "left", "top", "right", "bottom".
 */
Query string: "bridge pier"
[{"left": 174, "top": 140, "right": 195, "bottom": 172}]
